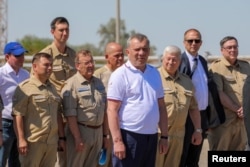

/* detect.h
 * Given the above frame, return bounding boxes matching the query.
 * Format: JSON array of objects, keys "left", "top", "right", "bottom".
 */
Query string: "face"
[
  {"left": 6, "top": 54, "right": 25, "bottom": 71},
  {"left": 51, "top": 22, "right": 69, "bottom": 44},
  {"left": 183, "top": 30, "right": 202, "bottom": 56},
  {"left": 33, "top": 57, "right": 53, "bottom": 80},
  {"left": 162, "top": 52, "right": 181, "bottom": 76},
  {"left": 76, "top": 55, "right": 95, "bottom": 80},
  {"left": 106, "top": 45, "right": 124, "bottom": 70},
  {"left": 221, "top": 39, "right": 238, "bottom": 65},
  {"left": 126, "top": 38, "right": 150, "bottom": 71}
]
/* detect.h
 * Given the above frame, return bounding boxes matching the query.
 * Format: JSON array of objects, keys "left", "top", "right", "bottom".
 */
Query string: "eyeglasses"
[
  {"left": 185, "top": 39, "right": 202, "bottom": 44},
  {"left": 77, "top": 60, "right": 95, "bottom": 66},
  {"left": 222, "top": 45, "right": 238, "bottom": 50}
]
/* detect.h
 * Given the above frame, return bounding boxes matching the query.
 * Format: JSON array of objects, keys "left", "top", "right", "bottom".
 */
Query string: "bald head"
[{"left": 105, "top": 42, "right": 124, "bottom": 71}]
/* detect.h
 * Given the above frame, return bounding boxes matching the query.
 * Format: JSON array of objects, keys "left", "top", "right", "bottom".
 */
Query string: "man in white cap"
[{"left": 0, "top": 42, "right": 29, "bottom": 167}]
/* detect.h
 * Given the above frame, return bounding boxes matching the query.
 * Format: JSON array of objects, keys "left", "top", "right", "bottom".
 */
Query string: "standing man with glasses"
[
  {"left": 179, "top": 29, "right": 224, "bottom": 167},
  {"left": 61, "top": 50, "right": 109, "bottom": 167},
  {"left": 0, "top": 42, "right": 30, "bottom": 167},
  {"left": 208, "top": 36, "right": 250, "bottom": 151}
]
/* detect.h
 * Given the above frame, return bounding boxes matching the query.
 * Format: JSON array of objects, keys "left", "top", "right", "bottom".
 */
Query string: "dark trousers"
[
  {"left": 112, "top": 129, "right": 158, "bottom": 167},
  {"left": 0, "top": 119, "right": 20, "bottom": 167},
  {"left": 180, "top": 110, "right": 207, "bottom": 167}
]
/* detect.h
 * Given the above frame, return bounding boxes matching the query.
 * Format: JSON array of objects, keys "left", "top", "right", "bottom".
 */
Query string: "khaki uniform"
[
  {"left": 40, "top": 43, "right": 76, "bottom": 167},
  {"left": 208, "top": 57, "right": 250, "bottom": 150},
  {"left": 94, "top": 65, "right": 112, "bottom": 91},
  {"left": 156, "top": 67, "right": 198, "bottom": 167},
  {"left": 40, "top": 43, "right": 76, "bottom": 93},
  {"left": 12, "top": 76, "right": 61, "bottom": 167},
  {"left": 94, "top": 65, "right": 112, "bottom": 167},
  {"left": 61, "top": 72, "right": 106, "bottom": 167}
]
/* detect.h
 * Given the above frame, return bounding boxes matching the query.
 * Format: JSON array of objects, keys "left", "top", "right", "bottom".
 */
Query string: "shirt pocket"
[
  {"left": 33, "top": 95, "right": 48, "bottom": 112},
  {"left": 178, "top": 90, "right": 193, "bottom": 105},
  {"left": 78, "top": 91, "right": 93, "bottom": 108}
]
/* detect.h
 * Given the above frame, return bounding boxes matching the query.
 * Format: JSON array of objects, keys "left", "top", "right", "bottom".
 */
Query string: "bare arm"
[
  {"left": 189, "top": 108, "right": 202, "bottom": 145},
  {"left": 107, "top": 99, "right": 125, "bottom": 159},
  {"left": 67, "top": 116, "right": 84, "bottom": 152},
  {"left": 158, "top": 98, "right": 168, "bottom": 154},
  {"left": 13, "top": 115, "right": 28, "bottom": 155},
  {"left": 218, "top": 91, "right": 243, "bottom": 118},
  {"left": 57, "top": 111, "right": 66, "bottom": 151}
]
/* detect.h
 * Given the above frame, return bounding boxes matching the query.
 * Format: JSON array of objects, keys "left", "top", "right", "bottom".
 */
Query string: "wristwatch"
[
  {"left": 195, "top": 128, "right": 203, "bottom": 133},
  {"left": 103, "top": 134, "right": 110, "bottom": 139}
]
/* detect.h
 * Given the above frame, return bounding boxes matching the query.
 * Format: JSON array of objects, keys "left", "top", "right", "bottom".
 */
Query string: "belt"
[
  {"left": 77, "top": 122, "right": 102, "bottom": 129},
  {"left": 2, "top": 118, "right": 13, "bottom": 123}
]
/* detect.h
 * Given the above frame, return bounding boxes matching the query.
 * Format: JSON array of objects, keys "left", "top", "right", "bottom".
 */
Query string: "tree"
[
  {"left": 97, "top": 18, "right": 157, "bottom": 56},
  {"left": 71, "top": 43, "right": 102, "bottom": 56},
  {"left": 17, "top": 35, "right": 52, "bottom": 55}
]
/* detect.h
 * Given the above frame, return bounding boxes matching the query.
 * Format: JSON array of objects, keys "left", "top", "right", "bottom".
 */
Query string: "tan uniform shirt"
[
  {"left": 40, "top": 43, "right": 76, "bottom": 93},
  {"left": 12, "top": 76, "right": 61, "bottom": 144},
  {"left": 61, "top": 72, "right": 106, "bottom": 126},
  {"left": 210, "top": 57, "right": 250, "bottom": 125},
  {"left": 94, "top": 65, "right": 112, "bottom": 91},
  {"left": 158, "top": 67, "right": 198, "bottom": 130}
]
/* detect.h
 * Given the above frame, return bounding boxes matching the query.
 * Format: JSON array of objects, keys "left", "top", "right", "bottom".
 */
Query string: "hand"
[
  {"left": 158, "top": 138, "right": 168, "bottom": 154},
  {"left": 74, "top": 138, "right": 84, "bottom": 152},
  {"left": 236, "top": 107, "right": 244, "bottom": 118},
  {"left": 58, "top": 140, "right": 66, "bottom": 152},
  {"left": 113, "top": 141, "right": 126, "bottom": 160},
  {"left": 191, "top": 131, "right": 202, "bottom": 145},
  {"left": 103, "top": 137, "right": 110, "bottom": 149},
  {"left": 18, "top": 138, "right": 28, "bottom": 156}
]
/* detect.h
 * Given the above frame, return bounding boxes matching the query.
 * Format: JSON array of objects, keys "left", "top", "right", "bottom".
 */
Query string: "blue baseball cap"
[{"left": 4, "top": 42, "right": 27, "bottom": 56}]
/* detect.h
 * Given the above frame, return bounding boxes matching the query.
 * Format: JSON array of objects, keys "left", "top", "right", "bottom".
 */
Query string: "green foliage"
[
  {"left": 17, "top": 35, "right": 52, "bottom": 55},
  {"left": 17, "top": 18, "right": 158, "bottom": 56}
]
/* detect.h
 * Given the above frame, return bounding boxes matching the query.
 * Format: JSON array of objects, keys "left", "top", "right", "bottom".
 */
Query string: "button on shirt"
[
  {"left": 12, "top": 76, "right": 61, "bottom": 144},
  {"left": 0, "top": 63, "right": 29, "bottom": 120},
  {"left": 186, "top": 52, "right": 208, "bottom": 111}
]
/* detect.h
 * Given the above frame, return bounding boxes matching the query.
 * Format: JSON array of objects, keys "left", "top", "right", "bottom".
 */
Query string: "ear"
[
  {"left": 105, "top": 54, "right": 109, "bottom": 60},
  {"left": 75, "top": 63, "right": 79, "bottom": 70},
  {"left": 50, "top": 29, "right": 54, "bottom": 35}
]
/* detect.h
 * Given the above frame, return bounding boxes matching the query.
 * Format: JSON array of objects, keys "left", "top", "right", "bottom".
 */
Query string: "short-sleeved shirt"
[
  {"left": 40, "top": 43, "right": 76, "bottom": 93},
  {"left": 0, "top": 62, "right": 30, "bottom": 120},
  {"left": 107, "top": 61, "right": 164, "bottom": 134},
  {"left": 12, "top": 76, "right": 61, "bottom": 144},
  {"left": 158, "top": 67, "right": 198, "bottom": 129},
  {"left": 210, "top": 56, "right": 250, "bottom": 124},
  {"left": 94, "top": 65, "right": 112, "bottom": 91},
  {"left": 61, "top": 72, "right": 106, "bottom": 126}
]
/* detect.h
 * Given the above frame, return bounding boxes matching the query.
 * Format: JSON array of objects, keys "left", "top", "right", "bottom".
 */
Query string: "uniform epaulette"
[
  {"left": 211, "top": 59, "right": 221, "bottom": 64},
  {"left": 238, "top": 59, "right": 249, "bottom": 64},
  {"left": 18, "top": 79, "right": 30, "bottom": 87},
  {"left": 180, "top": 73, "right": 190, "bottom": 79}
]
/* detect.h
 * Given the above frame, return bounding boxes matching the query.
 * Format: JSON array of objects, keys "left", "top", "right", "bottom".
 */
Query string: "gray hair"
[
  {"left": 220, "top": 36, "right": 238, "bottom": 48},
  {"left": 162, "top": 45, "right": 181, "bottom": 60},
  {"left": 127, "top": 33, "right": 150, "bottom": 48}
]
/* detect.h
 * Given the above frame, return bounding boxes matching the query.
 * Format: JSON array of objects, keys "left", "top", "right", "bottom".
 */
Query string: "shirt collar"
[
  {"left": 221, "top": 56, "right": 239, "bottom": 67},
  {"left": 185, "top": 51, "right": 199, "bottom": 61},
  {"left": 30, "top": 76, "right": 51, "bottom": 88},
  {"left": 124, "top": 60, "right": 148, "bottom": 73},
  {"left": 76, "top": 71, "right": 93, "bottom": 84},
  {"left": 51, "top": 42, "right": 68, "bottom": 57},
  {"left": 5, "top": 62, "right": 15, "bottom": 74},
  {"left": 159, "top": 66, "right": 180, "bottom": 80}
]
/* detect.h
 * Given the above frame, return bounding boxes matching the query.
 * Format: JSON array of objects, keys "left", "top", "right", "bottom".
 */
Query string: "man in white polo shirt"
[{"left": 107, "top": 33, "right": 168, "bottom": 167}]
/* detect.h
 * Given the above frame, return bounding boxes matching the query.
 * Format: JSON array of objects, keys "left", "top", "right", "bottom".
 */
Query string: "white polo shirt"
[{"left": 107, "top": 61, "right": 164, "bottom": 134}]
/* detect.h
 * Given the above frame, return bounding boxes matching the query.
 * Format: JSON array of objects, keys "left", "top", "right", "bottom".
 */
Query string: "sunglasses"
[{"left": 185, "top": 39, "right": 201, "bottom": 44}]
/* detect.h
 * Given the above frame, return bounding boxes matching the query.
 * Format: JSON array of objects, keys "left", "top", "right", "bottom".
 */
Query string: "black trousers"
[{"left": 179, "top": 110, "right": 208, "bottom": 167}]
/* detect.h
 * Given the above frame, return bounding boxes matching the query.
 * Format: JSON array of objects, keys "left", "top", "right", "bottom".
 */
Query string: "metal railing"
[{"left": 0, "top": 55, "right": 162, "bottom": 71}]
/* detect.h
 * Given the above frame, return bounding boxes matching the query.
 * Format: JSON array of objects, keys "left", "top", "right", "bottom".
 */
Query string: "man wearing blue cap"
[{"left": 0, "top": 42, "right": 29, "bottom": 167}]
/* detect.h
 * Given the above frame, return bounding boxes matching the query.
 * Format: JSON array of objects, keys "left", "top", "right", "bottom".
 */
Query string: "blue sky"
[{"left": 8, "top": 0, "right": 250, "bottom": 56}]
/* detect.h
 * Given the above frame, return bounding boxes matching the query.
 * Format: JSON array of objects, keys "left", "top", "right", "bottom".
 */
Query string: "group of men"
[{"left": 0, "top": 16, "right": 249, "bottom": 167}]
